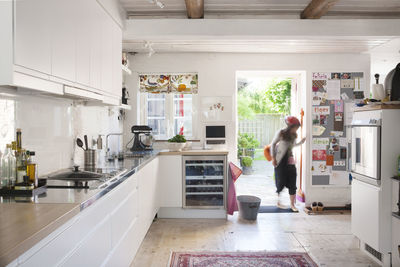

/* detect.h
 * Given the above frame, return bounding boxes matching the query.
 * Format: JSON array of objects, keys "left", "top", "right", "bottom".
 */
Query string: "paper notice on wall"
[
  {"left": 312, "top": 162, "right": 331, "bottom": 175},
  {"left": 334, "top": 161, "right": 346, "bottom": 167},
  {"left": 330, "top": 171, "right": 349, "bottom": 185},
  {"left": 326, "top": 154, "right": 334, "bottom": 166},
  {"left": 338, "top": 138, "right": 347, "bottom": 147},
  {"left": 312, "top": 106, "right": 330, "bottom": 115},
  {"left": 344, "top": 102, "right": 355, "bottom": 125},
  {"left": 313, "top": 150, "right": 327, "bottom": 161},
  {"left": 330, "top": 131, "right": 343, "bottom": 137},
  {"left": 340, "top": 93, "right": 350, "bottom": 101},
  {"left": 340, "top": 147, "right": 347, "bottom": 159},
  {"left": 313, "top": 125, "right": 326, "bottom": 136},
  {"left": 326, "top": 80, "right": 341, "bottom": 100},
  {"left": 341, "top": 79, "right": 355, "bottom": 89},
  {"left": 312, "top": 138, "right": 329, "bottom": 149},
  {"left": 334, "top": 100, "right": 344, "bottom": 112},
  {"left": 312, "top": 92, "right": 327, "bottom": 105},
  {"left": 354, "top": 77, "right": 364, "bottom": 91},
  {"left": 312, "top": 72, "right": 329, "bottom": 80}
]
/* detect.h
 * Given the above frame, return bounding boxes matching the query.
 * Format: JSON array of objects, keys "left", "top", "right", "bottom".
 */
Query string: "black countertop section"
[{"left": 0, "top": 150, "right": 162, "bottom": 210}]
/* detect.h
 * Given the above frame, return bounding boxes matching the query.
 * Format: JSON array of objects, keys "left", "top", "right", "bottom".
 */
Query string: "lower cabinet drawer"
[
  {"left": 60, "top": 217, "right": 112, "bottom": 267},
  {"left": 110, "top": 188, "right": 139, "bottom": 247}
]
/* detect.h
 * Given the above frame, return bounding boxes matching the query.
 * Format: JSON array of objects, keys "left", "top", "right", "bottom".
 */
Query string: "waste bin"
[{"left": 237, "top": 195, "right": 261, "bottom": 220}]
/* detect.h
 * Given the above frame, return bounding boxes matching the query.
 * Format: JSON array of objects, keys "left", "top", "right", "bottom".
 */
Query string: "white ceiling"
[
  {"left": 123, "top": 37, "right": 394, "bottom": 54},
  {"left": 120, "top": 0, "right": 400, "bottom": 18}
]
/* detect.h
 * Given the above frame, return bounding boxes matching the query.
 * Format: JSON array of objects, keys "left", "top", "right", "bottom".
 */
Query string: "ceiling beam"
[
  {"left": 184, "top": 0, "right": 204, "bottom": 19},
  {"left": 301, "top": 0, "right": 339, "bottom": 19}
]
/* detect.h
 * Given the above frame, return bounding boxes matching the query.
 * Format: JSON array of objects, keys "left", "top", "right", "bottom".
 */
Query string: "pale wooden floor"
[{"left": 131, "top": 211, "right": 379, "bottom": 267}]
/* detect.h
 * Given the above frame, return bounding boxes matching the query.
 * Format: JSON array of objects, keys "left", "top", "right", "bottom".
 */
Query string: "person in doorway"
[{"left": 271, "top": 116, "right": 306, "bottom": 212}]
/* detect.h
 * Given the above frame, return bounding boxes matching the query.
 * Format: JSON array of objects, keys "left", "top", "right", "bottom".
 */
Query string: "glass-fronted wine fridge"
[{"left": 183, "top": 155, "right": 226, "bottom": 209}]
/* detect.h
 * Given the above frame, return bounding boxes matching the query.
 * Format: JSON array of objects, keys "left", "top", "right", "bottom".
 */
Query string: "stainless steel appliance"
[
  {"left": 129, "top": 125, "right": 154, "bottom": 152},
  {"left": 182, "top": 155, "right": 226, "bottom": 209},
  {"left": 351, "top": 117, "right": 381, "bottom": 185}
]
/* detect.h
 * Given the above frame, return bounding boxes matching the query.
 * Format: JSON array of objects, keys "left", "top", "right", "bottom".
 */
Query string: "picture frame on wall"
[{"left": 200, "top": 96, "right": 233, "bottom": 122}]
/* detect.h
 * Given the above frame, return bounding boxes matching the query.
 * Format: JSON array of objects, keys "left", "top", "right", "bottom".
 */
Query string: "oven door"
[{"left": 351, "top": 125, "right": 381, "bottom": 182}]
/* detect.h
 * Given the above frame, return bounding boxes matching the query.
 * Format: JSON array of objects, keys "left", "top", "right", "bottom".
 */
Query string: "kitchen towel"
[{"left": 227, "top": 162, "right": 242, "bottom": 215}]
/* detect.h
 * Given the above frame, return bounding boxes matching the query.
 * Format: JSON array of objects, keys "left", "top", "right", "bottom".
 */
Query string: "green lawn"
[{"left": 254, "top": 148, "right": 267, "bottom": 161}]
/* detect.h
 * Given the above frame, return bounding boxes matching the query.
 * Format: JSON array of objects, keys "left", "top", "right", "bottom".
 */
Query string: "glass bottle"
[
  {"left": 16, "top": 128, "right": 22, "bottom": 150},
  {"left": 16, "top": 149, "right": 27, "bottom": 183},
  {"left": 0, "top": 145, "right": 10, "bottom": 188},
  {"left": 26, "top": 151, "right": 37, "bottom": 187}
]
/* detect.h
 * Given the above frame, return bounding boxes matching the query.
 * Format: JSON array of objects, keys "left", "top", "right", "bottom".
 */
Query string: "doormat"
[
  {"left": 168, "top": 251, "right": 318, "bottom": 267},
  {"left": 258, "top": 205, "right": 295, "bottom": 213}
]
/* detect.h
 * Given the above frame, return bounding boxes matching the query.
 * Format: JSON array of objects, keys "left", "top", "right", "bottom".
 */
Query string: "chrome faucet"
[{"left": 106, "top": 133, "right": 123, "bottom": 159}]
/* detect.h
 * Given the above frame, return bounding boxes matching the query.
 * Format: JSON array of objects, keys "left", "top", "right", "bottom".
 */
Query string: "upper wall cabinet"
[{"left": 0, "top": 0, "right": 123, "bottom": 102}]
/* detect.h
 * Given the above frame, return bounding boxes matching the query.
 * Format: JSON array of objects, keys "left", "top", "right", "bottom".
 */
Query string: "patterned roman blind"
[{"left": 139, "top": 73, "right": 198, "bottom": 94}]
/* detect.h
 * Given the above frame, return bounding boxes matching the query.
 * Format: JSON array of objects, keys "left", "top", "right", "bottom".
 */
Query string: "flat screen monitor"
[{"left": 205, "top": 126, "right": 225, "bottom": 138}]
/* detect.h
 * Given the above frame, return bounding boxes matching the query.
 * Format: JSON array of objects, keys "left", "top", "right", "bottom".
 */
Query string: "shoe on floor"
[
  {"left": 311, "top": 202, "right": 318, "bottom": 212},
  {"left": 317, "top": 202, "right": 324, "bottom": 212},
  {"left": 290, "top": 205, "right": 299, "bottom": 212}
]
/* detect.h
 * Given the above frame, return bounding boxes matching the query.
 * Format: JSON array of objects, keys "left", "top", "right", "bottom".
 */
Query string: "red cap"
[{"left": 285, "top": 116, "right": 301, "bottom": 127}]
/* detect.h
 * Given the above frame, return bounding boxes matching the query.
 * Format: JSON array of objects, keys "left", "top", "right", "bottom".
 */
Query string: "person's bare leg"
[
  {"left": 290, "top": 194, "right": 298, "bottom": 212},
  {"left": 277, "top": 193, "right": 287, "bottom": 209}
]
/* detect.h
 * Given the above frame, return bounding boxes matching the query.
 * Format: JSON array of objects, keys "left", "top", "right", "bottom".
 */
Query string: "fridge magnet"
[
  {"left": 326, "top": 154, "right": 334, "bottom": 166},
  {"left": 312, "top": 125, "right": 326, "bottom": 136},
  {"left": 312, "top": 72, "right": 329, "bottom": 80},
  {"left": 341, "top": 79, "right": 355, "bottom": 89},
  {"left": 340, "top": 73, "right": 351, "bottom": 79},
  {"left": 313, "top": 149, "right": 327, "bottom": 161},
  {"left": 312, "top": 138, "right": 330, "bottom": 149},
  {"left": 353, "top": 91, "right": 364, "bottom": 99},
  {"left": 331, "top": 73, "right": 341, "bottom": 80},
  {"left": 340, "top": 147, "right": 347, "bottom": 159},
  {"left": 326, "top": 80, "right": 341, "bottom": 99},
  {"left": 312, "top": 106, "right": 330, "bottom": 115},
  {"left": 334, "top": 112, "right": 343, "bottom": 121},
  {"left": 334, "top": 100, "right": 344, "bottom": 112}
]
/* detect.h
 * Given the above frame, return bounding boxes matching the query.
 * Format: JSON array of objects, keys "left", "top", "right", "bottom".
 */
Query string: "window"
[{"left": 141, "top": 93, "right": 196, "bottom": 140}]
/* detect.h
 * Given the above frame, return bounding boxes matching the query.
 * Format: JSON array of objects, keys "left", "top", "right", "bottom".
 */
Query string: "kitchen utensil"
[
  {"left": 296, "top": 108, "right": 305, "bottom": 203},
  {"left": 84, "top": 149, "right": 96, "bottom": 167},
  {"left": 84, "top": 135, "right": 88, "bottom": 151},
  {"left": 76, "top": 138, "right": 85, "bottom": 151},
  {"left": 130, "top": 125, "right": 154, "bottom": 151}
]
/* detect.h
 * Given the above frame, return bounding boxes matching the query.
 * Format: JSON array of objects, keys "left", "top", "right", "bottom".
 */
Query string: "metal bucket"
[{"left": 84, "top": 149, "right": 96, "bottom": 167}]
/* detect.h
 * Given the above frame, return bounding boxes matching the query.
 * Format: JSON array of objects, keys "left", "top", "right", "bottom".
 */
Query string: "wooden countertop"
[
  {"left": 0, "top": 203, "right": 80, "bottom": 266},
  {"left": 158, "top": 149, "right": 229, "bottom": 156},
  {"left": 354, "top": 103, "right": 400, "bottom": 112}
]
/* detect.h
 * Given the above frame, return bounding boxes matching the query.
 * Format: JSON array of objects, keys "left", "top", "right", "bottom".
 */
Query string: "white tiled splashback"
[{"left": 1, "top": 93, "right": 123, "bottom": 176}]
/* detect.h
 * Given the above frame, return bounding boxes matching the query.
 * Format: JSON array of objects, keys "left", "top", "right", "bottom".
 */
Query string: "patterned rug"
[{"left": 169, "top": 251, "right": 318, "bottom": 267}]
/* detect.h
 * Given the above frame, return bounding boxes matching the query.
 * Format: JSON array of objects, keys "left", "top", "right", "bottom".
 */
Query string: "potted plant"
[
  {"left": 167, "top": 134, "right": 187, "bottom": 151},
  {"left": 238, "top": 133, "right": 259, "bottom": 159},
  {"left": 241, "top": 156, "right": 253, "bottom": 175}
]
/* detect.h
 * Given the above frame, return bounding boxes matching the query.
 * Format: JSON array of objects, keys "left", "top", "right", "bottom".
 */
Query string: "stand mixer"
[{"left": 130, "top": 125, "right": 154, "bottom": 152}]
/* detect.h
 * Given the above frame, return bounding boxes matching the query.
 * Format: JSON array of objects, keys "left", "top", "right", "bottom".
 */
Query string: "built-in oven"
[{"left": 351, "top": 118, "right": 381, "bottom": 186}]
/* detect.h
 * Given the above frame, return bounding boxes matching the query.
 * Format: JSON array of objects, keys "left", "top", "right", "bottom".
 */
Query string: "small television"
[{"left": 205, "top": 125, "right": 226, "bottom": 145}]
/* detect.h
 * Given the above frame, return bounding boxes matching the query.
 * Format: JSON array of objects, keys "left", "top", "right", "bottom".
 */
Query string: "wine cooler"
[{"left": 183, "top": 155, "right": 227, "bottom": 209}]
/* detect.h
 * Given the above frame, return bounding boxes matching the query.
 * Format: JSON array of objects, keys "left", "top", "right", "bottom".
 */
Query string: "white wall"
[
  {"left": 0, "top": 91, "right": 123, "bottom": 176},
  {"left": 124, "top": 52, "right": 370, "bottom": 206}
]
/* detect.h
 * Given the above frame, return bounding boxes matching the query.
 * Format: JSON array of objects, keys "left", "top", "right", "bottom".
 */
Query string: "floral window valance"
[{"left": 139, "top": 73, "right": 198, "bottom": 94}]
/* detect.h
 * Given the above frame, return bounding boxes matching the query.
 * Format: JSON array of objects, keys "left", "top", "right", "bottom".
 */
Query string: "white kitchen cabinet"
[
  {"left": 138, "top": 157, "right": 160, "bottom": 237},
  {"left": 14, "top": 0, "right": 52, "bottom": 75},
  {"left": 0, "top": 0, "right": 122, "bottom": 102},
  {"left": 158, "top": 155, "right": 183, "bottom": 207},
  {"left": 50, "top": 0, "right": 76, "bottom": 82},
  {"left": 101, "top": 15, "right": 114, "bottom": 95},
  {"left": 352, "top": 179, "right": 380, "bottom": 250}
]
